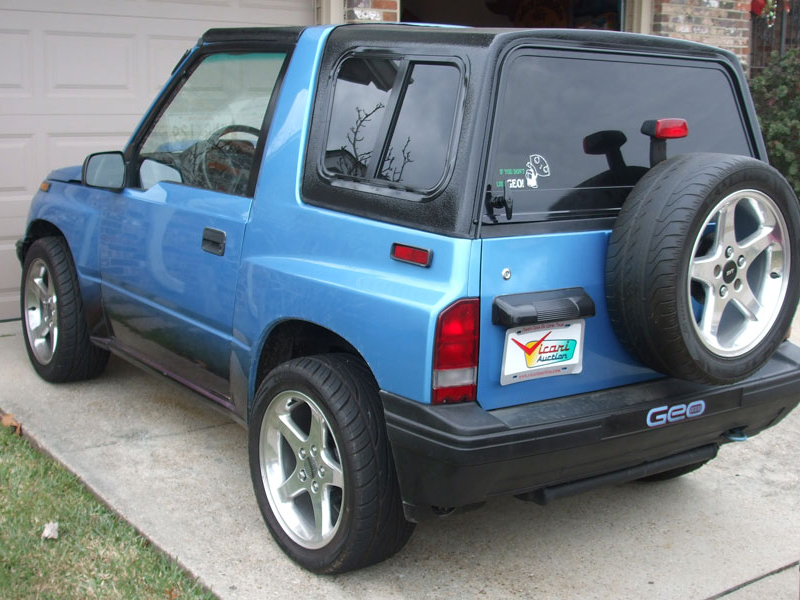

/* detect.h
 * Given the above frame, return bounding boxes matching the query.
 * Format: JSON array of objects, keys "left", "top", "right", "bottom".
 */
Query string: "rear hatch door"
[{"left": 476, "top": 46, "right": 756, "bottom": 410}]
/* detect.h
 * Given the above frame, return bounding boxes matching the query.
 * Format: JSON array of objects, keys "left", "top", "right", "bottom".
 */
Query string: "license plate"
[{"left": 500, "top": 320, "right": 584, "bottom": 385}]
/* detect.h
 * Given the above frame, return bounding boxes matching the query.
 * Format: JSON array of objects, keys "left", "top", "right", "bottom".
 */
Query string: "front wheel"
[
  {"left": 20, "top": 237, "right": 109, "bottom": 382},
  {"left": 248, "top": 354, "right": 413, "bottom": 573}
]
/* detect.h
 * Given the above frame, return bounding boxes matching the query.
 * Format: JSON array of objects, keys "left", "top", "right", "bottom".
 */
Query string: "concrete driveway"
[{"left": 1, "top": 318, "right": 798, "bottom": 599}]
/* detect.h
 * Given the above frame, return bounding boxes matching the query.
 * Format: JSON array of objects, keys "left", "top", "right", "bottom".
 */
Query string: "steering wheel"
[
  {"left": 207, "top": 124, "right": 260, "bottom": 147},
  {"left": 199, "top": 124, "right": 261, "bottom": 193}
]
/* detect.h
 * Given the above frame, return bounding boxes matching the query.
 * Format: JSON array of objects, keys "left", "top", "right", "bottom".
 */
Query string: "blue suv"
[{"left": 17, "top": 24, "right": 800, "bottom": 573}]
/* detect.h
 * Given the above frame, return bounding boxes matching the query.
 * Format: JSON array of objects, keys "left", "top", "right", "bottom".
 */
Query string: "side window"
[
  {"left": 488, "top": 52, "right": 752, "bottom": 222},
  {"left": 139, "top": 52, "right": 286, "bottom": 196},
  {"left": 323, "top": 56, "right": 461, "bottom": 194}
]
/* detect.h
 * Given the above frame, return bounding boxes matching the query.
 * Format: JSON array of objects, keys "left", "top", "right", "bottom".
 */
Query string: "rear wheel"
[
  {"left": 248, "top": 354, "right": 413, "bottom": 573},
  {"left": 21, "top": 237, "right": 109, "bottom": 382}
]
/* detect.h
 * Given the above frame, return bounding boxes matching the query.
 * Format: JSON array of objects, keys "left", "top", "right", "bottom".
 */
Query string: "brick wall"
[
  {"left": 652, "top": 0, "right": 752, "bottom": 65},
  {"left": 345, "top": 0, "right": 400, "bottom": 22}
]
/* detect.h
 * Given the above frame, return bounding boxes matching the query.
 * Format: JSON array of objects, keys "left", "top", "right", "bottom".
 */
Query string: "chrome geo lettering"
[{"left": 646, "top": 400, "right": 706, "bottom": 427}]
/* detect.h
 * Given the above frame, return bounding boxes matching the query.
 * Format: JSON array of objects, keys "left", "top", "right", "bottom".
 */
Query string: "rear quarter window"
[
  {"left": 487, "top": 51, "right": 753, "bottom": 223},
  {"left": 322, "top": 55, "right": 462, "bottom": 196}
]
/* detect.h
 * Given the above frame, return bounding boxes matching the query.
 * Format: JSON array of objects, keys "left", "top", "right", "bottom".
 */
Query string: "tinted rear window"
[
  {"left": 380, "top": 63, "right": 461, "bottom": 189},
  {"left": 487, "top": 51, "right": 752, "bottom": 222}
]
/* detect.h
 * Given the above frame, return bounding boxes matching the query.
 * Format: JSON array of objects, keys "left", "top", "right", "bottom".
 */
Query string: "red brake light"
[
  {"left": 642, "top": 118, "right": 689, "bottom": 140},
  {"left": 655, "top": 119, "right": 688, "bottom": 139},
  {"left": 433, "top": 298, "right": 479, "bottom": 404},
  {"left": 391, "top": 243, "right": 432, "bottom": 267}
]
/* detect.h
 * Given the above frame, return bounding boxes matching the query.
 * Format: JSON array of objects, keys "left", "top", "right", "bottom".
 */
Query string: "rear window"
[
  {"left": 323, "top": 56, "right": 462, "bottom": 194},
  {"left": 486, "top": 51, "right": 752, "bottom": 223}
]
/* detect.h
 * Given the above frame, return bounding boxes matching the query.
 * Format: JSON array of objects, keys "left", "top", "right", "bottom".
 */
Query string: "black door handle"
[
  {"left": 202, "top": 227, "right": 226, "bottom": 256},
  {"left": 492, "top": 288, "right": 595, "bottom": 327}
]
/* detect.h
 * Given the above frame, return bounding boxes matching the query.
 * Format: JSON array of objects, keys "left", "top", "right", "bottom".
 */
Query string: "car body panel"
[
  {"left": 98, "top": 182, "right": 251, "bottom": 397},
  {"left": 477, "top": 231, "right": 657, "bottom": 410},
  {"left": 25, "top": 181, "right": 107, "bottom": 318},
  {"left": 228, "top": 26, "right": 476, "bottom": 414}
]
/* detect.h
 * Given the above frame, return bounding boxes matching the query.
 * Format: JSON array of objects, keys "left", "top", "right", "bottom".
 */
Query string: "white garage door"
[{"left": 0, "top": 0, "right": 315, "bottom": 320}]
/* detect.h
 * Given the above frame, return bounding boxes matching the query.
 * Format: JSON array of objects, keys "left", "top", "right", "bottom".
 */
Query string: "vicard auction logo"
[{"left": 511, "top": 331, "right": 577, "bottom": 369}]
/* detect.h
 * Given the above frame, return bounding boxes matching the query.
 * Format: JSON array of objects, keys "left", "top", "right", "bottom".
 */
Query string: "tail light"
[{"left": 432, "top": 298, "right": 479, "bottom": 404}]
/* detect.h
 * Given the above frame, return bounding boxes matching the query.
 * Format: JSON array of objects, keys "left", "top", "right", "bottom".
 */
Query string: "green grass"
[{"left": 0, "top": 425, "right": 217, "bottom": 600}]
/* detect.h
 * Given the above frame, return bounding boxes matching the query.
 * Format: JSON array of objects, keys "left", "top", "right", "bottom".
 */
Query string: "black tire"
[
  {"left": 606, "top": 153, "right": 800, "bottom": 384},
  {"left": 248, "top": 354, "right": 414, "bottom": 574},
  {"left": 637, "top": 460, "right": 708, "bottom": 482},
  {"left": 20, "top": 237, "right": 109, "bottom": 382}
]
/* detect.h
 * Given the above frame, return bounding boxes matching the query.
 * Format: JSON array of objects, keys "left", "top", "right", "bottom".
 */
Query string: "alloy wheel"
[
  {"left": 259, "top": 390, "right": 345, "bottom": 549},
  {"left": 688, "top": 189, "right": 790, "bottom": 356},
  {"left": 24, "top": 258, "right": 59, "bottom": 365}
]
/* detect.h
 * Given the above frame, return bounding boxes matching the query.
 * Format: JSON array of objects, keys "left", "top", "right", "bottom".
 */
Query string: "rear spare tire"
[{"left": 606, "top": 153, "right": 800, "bottom": 384}]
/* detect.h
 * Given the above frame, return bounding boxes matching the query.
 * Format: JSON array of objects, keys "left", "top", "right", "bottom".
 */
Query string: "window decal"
[{"left": 525, "top": 154, "right": 550, "bottom": 188}]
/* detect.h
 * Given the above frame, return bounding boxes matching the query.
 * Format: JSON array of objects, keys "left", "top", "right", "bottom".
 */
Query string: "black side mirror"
[{"left": 82, "top": 151, "right": 125, "bottom": 190}]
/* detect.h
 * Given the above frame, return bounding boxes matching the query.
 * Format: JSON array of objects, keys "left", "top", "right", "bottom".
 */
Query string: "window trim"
[{"left": 317, "top": 50, "right": 466, "bottom": 201}]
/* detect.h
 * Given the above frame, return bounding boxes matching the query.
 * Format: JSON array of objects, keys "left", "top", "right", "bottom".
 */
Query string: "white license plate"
[{"left": 500, "top": 320, "right": 584, "bottom": 385}]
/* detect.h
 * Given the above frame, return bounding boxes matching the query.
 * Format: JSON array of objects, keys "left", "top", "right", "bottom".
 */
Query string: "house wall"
[
  {"left": 344, "top": 0, "right": 752, "bottom": 67},
  {"left": 651, "top": 0, "right": 752, "bottom": 65},
  {"left": 344, "top": 0, "right": 400, "bottom": 22},
  {"left": 626, "top": 0, "right": 654, "bottom": 33}
]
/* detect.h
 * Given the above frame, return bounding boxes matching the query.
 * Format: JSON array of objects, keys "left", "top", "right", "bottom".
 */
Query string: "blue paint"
[
  {"left": 98, "top": 182, "right": 250, "bottom": 394},
  {"left": 477, "top": 231, "right": 658, "bottom": 410}
]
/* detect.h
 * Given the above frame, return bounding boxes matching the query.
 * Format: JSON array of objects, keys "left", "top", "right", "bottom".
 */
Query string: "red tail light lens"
[{"left": 433, "top": 298, "right": 479, "bottom": 404}]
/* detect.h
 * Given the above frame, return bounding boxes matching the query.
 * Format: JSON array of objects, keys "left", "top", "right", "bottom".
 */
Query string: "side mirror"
[{"left": 82, "top": 151, "right": 125, "bottom": 190}]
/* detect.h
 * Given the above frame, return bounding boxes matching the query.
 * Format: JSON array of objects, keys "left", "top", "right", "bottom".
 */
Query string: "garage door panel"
[
  {"left": 0, "top": 114, "right": 143, "bottom": 171},
  {"left": 148, "top": 35, "right": 198, "bottom": 93},
  {"left": 0, "top": 240, "right": 21, "bottom": 322},
  {"left": 0, "top": 1, "right": 314, "bottom": 319},
  {"left": 0, "top": 207, "right": 28, "bottom": 240},
  {"left": 0, "top": 135, "right": 37, "bottom": 194},
  {"left": 239, "top": 0, "right": 315, "bottom": 12},
  {"left": 47, "top": 133, "right": 133, "bottom": 174},
  {"left": 148, "top": 0, "right": 233, "bottom": 7},
  {"left": 2, "top": 11, "right": 301, "bottom": 116},
  {"left": 0, "top": 132, "right": 38, "bottom": 319},
  {"left": 44, "top": 32, "right": 137, "bottom": 99},
  {"left": 0, "top": 29, "right": 33, "bottom": 97},
  {"left": 3, "top": 0, "right": 314, "bottom": 26}
]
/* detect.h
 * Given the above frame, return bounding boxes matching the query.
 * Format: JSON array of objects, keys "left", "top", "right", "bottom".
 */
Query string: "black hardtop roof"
[{"left": 200, "top": 23, "right": 734, "bottom": 63}]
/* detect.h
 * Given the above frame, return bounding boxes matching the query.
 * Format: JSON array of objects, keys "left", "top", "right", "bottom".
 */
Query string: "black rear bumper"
[{"left": 382, "top": 342, "right": 800, "bottom": 522}]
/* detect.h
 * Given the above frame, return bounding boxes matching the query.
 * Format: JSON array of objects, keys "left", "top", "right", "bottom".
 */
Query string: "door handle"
[
  {"left": 201, "top": 227, "right": 226, "bottom": 256},
  {"left": 492, "top": 288, "right": 595, "bottom": 327}
]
